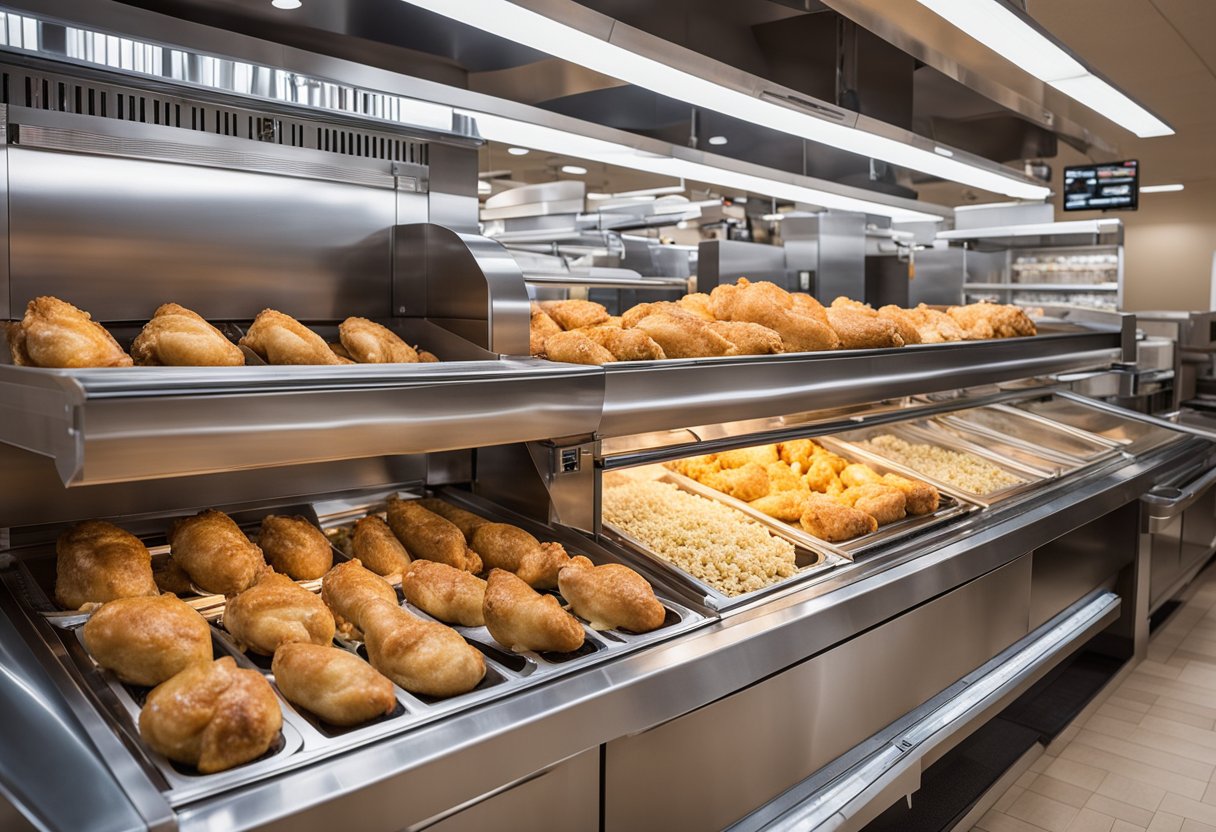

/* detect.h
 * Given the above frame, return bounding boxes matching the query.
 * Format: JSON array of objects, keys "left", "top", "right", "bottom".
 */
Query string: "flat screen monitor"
[{"left": 1062, "top": 160, "right": 1139, "bottom": 211}]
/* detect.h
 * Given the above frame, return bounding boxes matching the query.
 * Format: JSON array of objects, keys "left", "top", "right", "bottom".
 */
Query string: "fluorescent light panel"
[
  {"left": 464, "top": 110, "right": 945, "bottom": 222},
  {"left": 397, "top": 0, "right": 1048, "bottom": 200},
  {"left": 916, "top": 0, "right": 1172, "bottom": 138},
  {"left": 1141, "top": 183, "right": 1184, "bottom": 193}
]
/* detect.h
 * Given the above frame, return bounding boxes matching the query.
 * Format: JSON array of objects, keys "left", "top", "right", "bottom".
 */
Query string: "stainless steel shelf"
[{"left": 964, "top": 283, "right": 1118, "bottom": 292}]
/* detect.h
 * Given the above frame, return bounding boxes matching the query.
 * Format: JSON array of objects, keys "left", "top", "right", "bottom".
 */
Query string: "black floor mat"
[{"left": 1000, "top": 650, "right": 1124, "bottom": 742}]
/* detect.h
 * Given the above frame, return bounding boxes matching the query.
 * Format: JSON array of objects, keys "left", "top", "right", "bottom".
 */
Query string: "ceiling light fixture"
[
  {"left": 396, "top": 0, "right": 1048, "bottom": 199},
  {"left": 560, "top": 164, "right": 588, "bottom": 175},
  {"left": 1140, "top": 183, "right": 1184, "bottom": 194},
  {"left": 270, "top": 0, "right": 302, "bottom": 9},
  {"left": 588, "top": 184, "right": 686, "bottom": 200},
  {"left": 761, "top": 213, "right": 785, "bottom": 222},
  {"left": 707, "top": 136, "right": 728, "bottom": 146},
  {"left": 461, "top": 110, "right": 946, "bottom": 222},
  {"left": 915, "top": 0, "right": 1172, "bottom": 138},
  {"left": 506, "top": 146, "right": 530, "bottom": 156}
]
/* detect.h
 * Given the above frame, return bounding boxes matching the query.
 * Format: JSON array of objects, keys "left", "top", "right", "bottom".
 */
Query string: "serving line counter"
[{"left": 0, "top": 24, "right": 1215, "bottom": 832}]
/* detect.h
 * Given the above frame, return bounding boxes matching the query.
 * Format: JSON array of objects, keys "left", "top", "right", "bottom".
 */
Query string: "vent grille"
[{"left": 1, "top": 66, "right": 428, "bottom": 164}]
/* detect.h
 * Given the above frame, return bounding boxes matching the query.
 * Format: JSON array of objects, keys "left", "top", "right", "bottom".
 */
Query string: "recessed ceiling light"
[
  {"left": 761, "top": 213, "right": 785, "bottom": 222},
  {"left": 507, "top": 147, "right": 529, "bottom": 156},
  {"left": 1140, "top": 183, "right": 1184, "bottom": 193},
  {"left": 561, "top": 164, "right": 588, "bottom": 175},
  {"left": 271, "top": 0, "right": 302, "bottom": 9},
  {"left": 707, "top": 136, "right": 728, "bottom": 146}
]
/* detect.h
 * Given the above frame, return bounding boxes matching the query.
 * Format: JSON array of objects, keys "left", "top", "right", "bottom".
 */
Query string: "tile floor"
[{"left": 972, "top": 567, "right": 1216, "bottom": 832}]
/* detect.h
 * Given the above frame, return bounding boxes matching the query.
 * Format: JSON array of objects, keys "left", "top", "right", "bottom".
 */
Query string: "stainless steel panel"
[
  {"left": 8, "top": 146, "right": 396, "bottom": 321},
  {"left": 809, "top": 211, "right": 867, "bottom": 303},
  {"left": 938, "top": 405, "right": 1121, "bottom": 464},
  {"left": 603, "top": 555, "right": 1031, "bottom": 832},
  {"left": 697, "top": 239, "right": 789, "bottom": 292},
  {"left": 1016, "top": 394, "right": 1182, "bottom": 455},
  {"left": 1181, "top": 488, "right": 1216, "bottom": 574},
  {"left": 416, "top": 750, "right": 598, "bottom": 832},
  {"left": 0, "top": 105, "right": 9, "bottom": 321},
  {"left": 908, "top": 247, "right": 964, "bottom": 307}
]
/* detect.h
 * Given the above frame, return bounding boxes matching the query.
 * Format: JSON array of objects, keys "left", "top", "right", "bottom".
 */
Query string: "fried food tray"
[{"left": 3, "top": 491, "right": 707, "bottom": 806}]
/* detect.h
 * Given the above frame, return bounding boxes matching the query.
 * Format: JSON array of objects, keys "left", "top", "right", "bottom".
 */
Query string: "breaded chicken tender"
[
  {"left": 620, "top": 301, "right": 696, "bottom": 329},
  {"left": 826, "top": 307, "right": 905, "bottom": 350},
  {"left": 677, "top": 293, "right": 716, "bottom": 321},
  {"left": 710, "top": 280, "right": 840, "bottom": 352},
  {"left": 830, "top": 297, "right": 876, "bottom": 315},
  {"left": 700, "top": 462, "right": 771, "bottom": 502},
  {"left": 708, "top": 321, "right": 783, "bottom": 355},
  {"left": 899, "top": 305, "right": 966, "bottom": 343},
  {"left": 131, "top": 303, "right": 244, "bottom": 367},
  {"left": 840, "top": 463, "right": 881, "bottom": 489},
  {"left": 948, "top": 303, "right": 1036, "bottom": 339},
  {"left": 778, "top": 439, "right": 817, "bottom": 470},
  {"left": 836, "top": 484, "right": 906, "bottom": 525},
  {"left": 875, "top": 306, "right": 924, "bottom": 345},
  {"left": 716, "top": 446, "right": 779, "bottom": 469},
  {"left": 800, "top": 494, "right": 878, "bottom": 541},
  {"left": 668, "top": 455, "right": 721, "bottom": 481},
  {"left": 766, "top": 462, "right": 806, "bottom": 494},
  {"left": 804, "top": 457, "right": 843, "bottom": 493},
  {"left": 540, "top": 299, "right": 610, "bottom": 330},
  {"left": 339, "top": 317, "right": 420, "bottom": 363},
  {"left": 881, "top": 473, "right": 940, "bottom": 516},
  {"left": 633, "top": 313, "right": 736, "bottom": 358},
  {"left": 749, "top": 491, "right": 808, "bottom": 522},
  {"left": 789, "top": 293, "right": 831, "bottom": 325},
  {"left": 530, "top": 304, "right": 563, "bottom": 355},
  {"left": 542, "top": 330, "right": 617, "bottom": 365},
  {"left": 10, "top": 296, "right": 133, "bottom": 368},
  {"left": 578, "top": 326, "right": 666, "bottom": 361},
  {"left": 239, "top": 309, "right": 343, "bottom": 365}
]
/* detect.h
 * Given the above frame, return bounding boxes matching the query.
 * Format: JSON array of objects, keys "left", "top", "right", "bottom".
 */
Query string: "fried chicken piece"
[
  {"left": 402, "top": 560, "right": 486, "bottom": 627},
  {"left": 168, "top": 510, "right": 264, "bottom": 597},
  {"left": 418, "top": 350, "right": 440, "bottom": 363},
  {"left": 710, "top": 279, "right": 840, "bottom": 352},
  {"left": 470, "top": 523, "right": 572, "bottom": 589},
  {"left": 667, "top": 455, "right": 722, "bottom": 481},
  {"left": 329, "top": 342, "right": 353, "bottom": 361},
  {"left": 750, "top": 491, "right": 809, "bottom": 523},
  {"left": 633, "top": 313, "right": 736, "bottom": 358},
  {"left": 836, "top": 484, "right": 907, "bottom": 525},
  {"left": 558, "top": 558, "right": 666, "bottom": 633},
  {"left": 483, "top": 569, "right": 585, "bottom": 653},
  {"left": 239, "top": 309, "right": 343, "bottom": 365},
  {"left": 777, "top": 439, "right": 816, "bottom": 470},
  {"left": 946, "top": 305, "right": 995, "bottom": 340},
  {"left": 708, "top": 321, "right": 783, "bottom": 355},
  {"left": 82, "top": 595, "right": 212, "bottom": 687},
  {"left": 386, "top": 498, "right": 482, "bottom": 573},
  {"left": 9, "top": 296, "right": 132, "bottom": 368},
  {"left": 875, "top": 306, "right": 924, "bottom": 346},
  {"left": 153, "top": 558, "right": 194, "bottom": 596},
  {"left": 789, "top": 293, "right": 831, "bottom": 325},
  {"left": 881, "top": 473, "right": 940, "bottom": 516},
  {"left": 55, "top": 520, "right": 158, "bottom": 610},
  {"left": 320, "top": 559, "right": 396, "bottom": 639},
  {"left": 766, "top": 461, "right": 806, "bottom": 494},
  {"left": 830, "top": 297, "right": 876, "bottom": 315},
  {"left": 677, "top": 293, "right": 716, "bottom": 321},
  {"left": 338, "top": 317, "right": 419, "bottom": 363},
  {"left": 948, "top": 303, "right": 1037, "bottom": 339},
  {"left": 223, "top": 570, "right": 336, "bottom": 655},
  {"left": 840, "top": 463, "right": 882, "bottom": 489},
  {"left": 700, "top": 462, "right": 771, "bottom": 502},
  {"left": 139, "top": 656, "right": 282, "bottom": 774},
  {"left": 130, "top": 303, "right": 244, "bottom": 367},
  {"left": 415, "top": 499, "right": 490, "bottom": 539},
  {"left": 258, "top": 515, "right": 333, "bottom": 581},
  {"left": 529, "top": 304, "right": 563, "bottom": 355},
  {"left": 578, "top": 326, "right": 667, "bottom": 360},
  {"left": 620, "top": 301, "right": 696, "bottom": 329},
  {"left": 539, "top": 299, "right": 610, "bottom": 331},
  {"left": 717, "top": 446, "right": 780, "bottom": 468},
  {"left": 351, "top": 515, "right": 411, "bottom": 580},
  {"left": 826, "top": 307, "right": 905, "bottom": 350},
  {"left": 898, "top": 305, "right": 965, "bottom": 343},
  {"left": 800, "top": 493, "right": 878, "bottom": 542},
  {"left": 804, "top": 456, "right": 844, "bottom": 493},
  {"left": 361, "top": 597, "right": 486, "bottom": 697},
  {"left": 271, "top": 643, "right": 396, "bottom": 727},
  {"left": 542, "top": 329, "right": 617, "bottom": 365}
]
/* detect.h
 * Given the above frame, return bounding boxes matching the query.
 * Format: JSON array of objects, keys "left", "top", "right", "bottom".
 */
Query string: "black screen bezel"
[{"left": 1062, "top": 159, "right": 1139, "bottom": 212}]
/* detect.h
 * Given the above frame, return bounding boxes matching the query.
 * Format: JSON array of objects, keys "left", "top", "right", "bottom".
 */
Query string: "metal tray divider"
[
  {"left": 930, "top": 413, "right": 1116, "bottom": 474},
  {"left": 987, "top": 402, "right": 1129, "bottom": 451}
]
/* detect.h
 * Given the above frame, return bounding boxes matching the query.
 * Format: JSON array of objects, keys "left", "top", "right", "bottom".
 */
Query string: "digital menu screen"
[{"left": 1063, "top": 160, "right": 1139, "bottom": 211}]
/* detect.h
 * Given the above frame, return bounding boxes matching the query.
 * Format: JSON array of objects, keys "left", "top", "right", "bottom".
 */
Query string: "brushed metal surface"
[
  {"left": 808, "top": 211, "right": 867, "bottom": 303},
  {"left": 0, "top": 106, "right": 9, "bottom": 321},
  {"left": 603, "top": 555, "right": 1031, "bottom": 832},
  {"left": 698, "top": 239, "right": 790, "bottom": 292}
]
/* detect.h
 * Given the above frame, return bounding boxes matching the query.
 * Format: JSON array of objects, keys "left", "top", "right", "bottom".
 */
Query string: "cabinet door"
[{"left": 1149, "top": 514, "right": 1183, "bottom": 611}]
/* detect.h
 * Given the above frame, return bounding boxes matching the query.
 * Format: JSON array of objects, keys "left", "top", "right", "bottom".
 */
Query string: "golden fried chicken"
[
  {"left": 402, "top": 560, "right": 486, "bottom": 627},
  {"left": 717, "top": 446, "right": 780, "bottom": 468},
  {"left": 223, "top": 570, "right": 336, "bottom": 655},
  {"left": 418, "top": 350, "right": 440, "bottom": 363},
  {"left": 633, "top": 312, "right": 736, "bottom": 358},
  {"left": 578, "top": 326, "right": 667, "bottom": 360},
  {"left": 840, "top": 463, "right": 881, "bottom": 489},
  {"left": 539, "top": 299, "right": 610, "bottom": 330},
  {"left": 749, "top": 491, "right": 809, "bottom": 523},
  {"left": 766, "top": 461, "right": 806, "bottom": 494},
  {"left": 9, "top": 296, "right": 132, "bottom": 368},
  {"left": 946, "top": 305, "right": 994, "bottom": 340},
  {"left": 558, "top": 558, "right": 666, "bottom": 633},
  {"left": 153, "top": 558, "right": 194, "bottom": 596},
  {"left": 338, "top": 317, "right": 420, "bottom": 363},
  {"left": 271, "top": 643, "right": 396, "bottom": 727},
  {"left": 897, "top": 305, "right": 965, "bottom": 343},
  {"left": 789, "top": 292, "right": 832, "bottom": 325},
  {"left": 708, "top": 321, "right": 783, "bottom": 355},
  {"left": 836, "top": 484, "right": 906, "bottom": 525},
  {"left": 800, "top": 493, "right": 878, "bottom": 541},
  {"left": 826, "top": 307, "right": 905, "bottom": 350},
  {"left": 130, "top": 303, "right": 244, "bottom": 366},
  {"left": 320, "top": 559, "right": 397, "bottom": 639},
  {"left": 258, "top": 515, "right": 333, "bottom": 581},
  {"left": 415, "top": 499, "right": 489, "bottom": 539},
  {"left": 483, "top": 569, "right": 585, "bottom": 653},
  {"left": 361, "top": 597, "right": 486, "bottom": 697},
  {"left": 542, "top": 329, "right": 617, "bottom": 365},
  {"left": 239, "top": 309, "right": 342, "bottom": 365},
  {"left": 351, "top": 515, "right": 411, "bottom": 579},
  {"left": 710, "top": 279, "right": 840, "bottom": 352},
  {"left": 55, "top": 520, "right": 158, "bottom": 610},
  {"left": 386, "top": 498, "right": 482, "bottom": 573},
  {"left": 830, "top": 297, "right": 876, "bottom": 315},
  {"left": 880, "top": 473, "right": 940, "bottom": 516},
  {"left": 329, "top": 342, "right": 353, "bottom": 361},
  {"left": 804, "top": 457, "right": 845, "bottom": 493},
  {"left": 874, "top": 306, "right": 924, "bottom": 345},
  {"left": 82, "top": 595, "right": 212, "bottom": 686},
  {"left": 529, "top": 303, "right": 563, "bottom": 356},
  {"left": 677, "top": 293, "right": 717, "bottom": 321},
  {"left": 470, "top": 523, "right": 572, "bottom": 589},
  {"left": 620, "top": 301, "right": 695, "bottom": 329},
  {"left": 139, "top": 656, "right": 281, "bottom": 774},
  {"left": 948, "top": 302, "right": 1036, "bottom": 339},
  {"left": 168, "top": 510, "right": 264, "bottom": 597},
  {"left": 700, "top": 462, "right": 771, "bottom": 502},
  {"left": 668, "top": 455, "right": 721, "bottom": 482},
  {"left": 777, "top": 439, "right": 817, "bottom": 470}
]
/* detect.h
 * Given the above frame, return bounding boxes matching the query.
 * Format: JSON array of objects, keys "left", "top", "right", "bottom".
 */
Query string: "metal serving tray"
[
  {"left": 4, "top": 490, "right": 707, "bottom": 807},
  {"left": 1012, "top": 394, "right": 1179, "bottom": 455},
  {"left": 826, "top": 425, "right": 1054, "bottom": 508},
  {"left": 936, "top": 404, "right": 1122, "bottom": 466}
]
